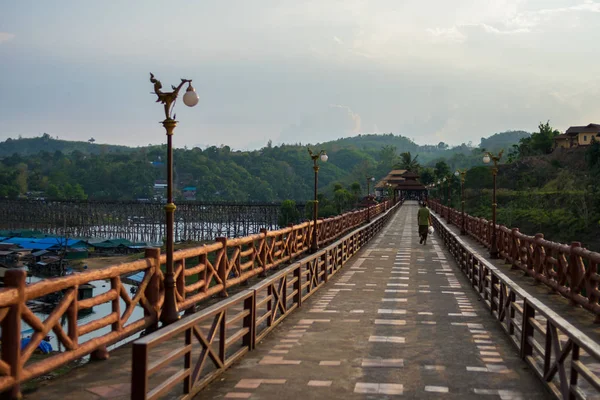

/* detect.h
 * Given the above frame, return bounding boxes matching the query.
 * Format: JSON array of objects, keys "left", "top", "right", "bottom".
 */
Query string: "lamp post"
[
  {"left": 149, "top": 73, "right": 199, "bottom": 325},
  {"left": 366, "top": 176, "right": 375, "bottom": 222},
  {"left": 437, "top": 180, "right": 441, "bottom": 203},
  {"left": 454, "top": 169, "right": 467, "bottom": 235},
  {"left": 308, "top": 148, "right": 328, "bottom": 253},
  {"left": 483, "top": 150, "right": 504, "bottom": 259}
]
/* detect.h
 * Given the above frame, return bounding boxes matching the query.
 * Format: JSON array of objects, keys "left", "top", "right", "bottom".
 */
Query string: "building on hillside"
[
  {"left": 554, "top": 123, "right": 600, "bottom": 149},
  {"left": 375, "top": 170, "right": 427, "bottom": 201},
  {"left": 182, "top": 186, "right": 197, "bottom": 201}
]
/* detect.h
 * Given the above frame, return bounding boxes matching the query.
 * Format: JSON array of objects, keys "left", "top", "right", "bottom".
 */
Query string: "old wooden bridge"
[{"left": 1, "top": 200, "right": 599, "bottom": 399}]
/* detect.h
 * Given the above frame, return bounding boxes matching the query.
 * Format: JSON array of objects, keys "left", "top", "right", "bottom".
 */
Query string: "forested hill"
[
  {"left": 0, "top": 131, "right": 527, "bottom": 202},
  {"left": 479, "top": 131, "right": 530, "bottom": 152},
  {"left": 0, "top": 133, "right": 133, "bottom": 157}
]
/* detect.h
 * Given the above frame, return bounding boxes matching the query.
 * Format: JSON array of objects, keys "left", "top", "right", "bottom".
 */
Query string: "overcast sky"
[{"left": 1, "top": 1, "right": 599, "bottom": 150}]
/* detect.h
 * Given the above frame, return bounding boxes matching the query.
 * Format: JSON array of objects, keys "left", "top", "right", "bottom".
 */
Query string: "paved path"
[{"left": 199, "top": 202, "right": 549, "bottom": 399}]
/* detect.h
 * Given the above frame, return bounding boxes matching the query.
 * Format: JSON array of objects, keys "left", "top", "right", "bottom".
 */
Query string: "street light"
[
  {"left": 149, "top": 73, "right": 199, "bottom": 325},
  {"left": 444, "top": 176, "right": 452, "bottom": 223},
  {"left": 308, "top": 148, "right": 328, "bottom": 253},
  {"left": 455, "top": 169, "right": 467, "bottom": 235},
  {"left": 483, "top": 150, "right": 504, "bottom": 259},
  {"left": 366, "top": 176, "right": 375, "bottom": 222}
]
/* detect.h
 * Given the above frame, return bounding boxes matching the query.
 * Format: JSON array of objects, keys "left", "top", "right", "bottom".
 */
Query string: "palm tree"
[{"left": 394, "top": 151, "right": 420, "bottom": 171}]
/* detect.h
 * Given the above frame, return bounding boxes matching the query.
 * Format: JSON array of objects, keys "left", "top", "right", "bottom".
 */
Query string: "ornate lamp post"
[
  {"left": 454, "top": 169, "right": 467, "bottom": 235},
  {"left": 483, "top": 150, "right": 504, "bottom": 259},
  {"left": 366, "top": 176, "right": 375, "bottom": 222},
  {"left": 149, "top": 73, "right": 199, "bottom": 325},
  {"left": 441, "top": 177, "right": 447, "bottom": 220},
  {"left": 308, "top": 148, "right": 328, "bottom": 253},
  {"left": 437, "top": 180, "right": 441, "bottom": 203}
]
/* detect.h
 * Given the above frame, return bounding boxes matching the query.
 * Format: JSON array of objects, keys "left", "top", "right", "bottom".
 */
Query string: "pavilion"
[{"left": 375, "top": 169, "right": 427, "bottom": 201}]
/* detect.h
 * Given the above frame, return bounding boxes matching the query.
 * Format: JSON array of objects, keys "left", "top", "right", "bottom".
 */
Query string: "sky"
[{"left": 1, "top": 0, "right": 599, "bottom": 150}]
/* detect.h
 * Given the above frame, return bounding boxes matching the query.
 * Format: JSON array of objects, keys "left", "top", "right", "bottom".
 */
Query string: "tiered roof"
[{"left": 375, "top": 169, "right": 425, "bottom": 191}]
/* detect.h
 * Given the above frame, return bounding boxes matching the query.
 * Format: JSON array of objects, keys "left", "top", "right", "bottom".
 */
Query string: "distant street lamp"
[
  {"left": 367, "top": 176, "right": 375, "bottom": 222},
  {"left": 454, "top": 169, "right": 467, "bottom": 235},
  {"left": 483, "top": 150, "right": 504, "bottom": 259},
  {"left": 367, "top": 176, "right": 375, "bottom": 195},
  {"left": 149, "top": 73, "right": 199, "bottom": 325},
  {"left": 308, "top": 148, "right": 328, "bottom": 253}
]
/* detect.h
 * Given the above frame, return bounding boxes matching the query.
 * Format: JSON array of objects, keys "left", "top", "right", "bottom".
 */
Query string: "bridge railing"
[
  {"left": 0, "top": 199, "right": 397, "bottom": 397},
  {"left": 130, "top": 200, "right": 397, "bottom": 400},
  {"left": 429, "top": 199, "right": 600, "bottom": 321},
  {"left": 433, "top": 214, "right": 600, "bottom": 399}
]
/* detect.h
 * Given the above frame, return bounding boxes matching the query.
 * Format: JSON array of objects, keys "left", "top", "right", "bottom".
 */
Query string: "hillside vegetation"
[
  {"left": 0, "top": 131, "right": 523, "bottom": 202},
  {"left": 2, "top": 127, "right": 598, "bottom": 250}
]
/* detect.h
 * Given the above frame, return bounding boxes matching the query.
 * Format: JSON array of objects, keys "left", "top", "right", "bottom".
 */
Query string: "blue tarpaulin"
[
  {"left": 20, "top": 337, "right": 53, "bottom": 354},
  {"left": 126, "top": 271, "right": 144, "bottom": 283}
]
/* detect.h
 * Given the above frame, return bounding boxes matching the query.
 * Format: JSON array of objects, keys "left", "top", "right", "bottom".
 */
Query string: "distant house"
[
  {"left": 554, "top": 123, "right": 600, "bottom": 149},
  {"left": 0, "top": 251, "right": 18, "bottom": 266},
  {"left": 92, "top": 239, "right": 147, "bottom": 254},
  {"left": 153, "top": 180, "right": 168, "bottom": 200},
  {"left": 182, "top": 186, "right": 197, "bottom": 201}
]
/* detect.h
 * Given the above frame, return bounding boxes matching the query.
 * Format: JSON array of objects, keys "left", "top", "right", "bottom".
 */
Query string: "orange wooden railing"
[
  {"left": 131, "top": 201, "right": 398, "bottom": 399},
  {"left": 429, "top": 199, "right": 600, "bottom": 320},
  {"left": 0, "top": 200, "right": 399, "bottom": 396}
]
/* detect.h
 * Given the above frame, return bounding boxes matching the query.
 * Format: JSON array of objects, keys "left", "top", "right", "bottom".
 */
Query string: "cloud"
[
  {"left": 0, "top": 32, "right": 15, "bottom": 44},
  {"left": 427, "top": 23, "right": 529, "bottom": 43},
  {"left": 427, "top": 26, "right": 467, "bottom": 43},
  {"left": 507, "top": 1, "right": 600, "bottom": 29},
  {"left": 278, "top": 105, "right": 362, "bottom": 145}
]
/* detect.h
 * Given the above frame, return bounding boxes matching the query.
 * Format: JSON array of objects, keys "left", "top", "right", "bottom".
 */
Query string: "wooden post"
[
  {"left": 217, "top": 237, "right": 228, "bottom": 297},
  {"left": 131, "top": 342, "right": 149, "bottom": 400},
  {"left": 243, "top": 294, "right": 255, "bottom": 350},
  {"left": 1, "top": 269, "right": 26, "bottom": 400},
  {"left": 143, "top": 247, "right": 161, "bottom": 334},
  {"left": 259, "top": 229, "right": 268, "bottom": 277},
  {"left": 510, "top": 228, "right": 520, "bottom": 269},
  {"left": 569, "top": 242, "right": 582, "bottom": 305},
  {"left": 520, "top": 299, "right": 535, "bottom": 360}
]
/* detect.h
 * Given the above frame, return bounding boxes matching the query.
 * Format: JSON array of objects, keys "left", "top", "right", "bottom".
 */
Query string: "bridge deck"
[
  {"left": 197, "top": 202, "right": 548, "bottom": 399},
  {"left": 25, "top": 202, "right": 551, "bottom": 399}
]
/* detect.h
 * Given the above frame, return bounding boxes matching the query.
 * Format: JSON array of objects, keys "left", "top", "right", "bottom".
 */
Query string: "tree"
[
  {"left": 278, "top": 200, "right": 301, "bottom": 227},
  {"left": 531, "top": 121, "right": 559, "bottom": 154},
  {"left": 88, "top": 137, "right": 95, "bottom": 144},
  {"left": 395, "top": 152, "right": 420, "bottom": 171},
  {"left": 434, "top": 161, "right": 450, "bottom": 180},
  {"left": 379, "top": 145, "right": 397, "bottom": 168},
  {"left": 420, "top": 168, "right": 435, "bottom": 185}
]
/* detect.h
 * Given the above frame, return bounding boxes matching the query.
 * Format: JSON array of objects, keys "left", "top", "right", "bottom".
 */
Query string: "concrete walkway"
[
  {"left": 24, "top": 202, "right": 551, "bottom": 399},
  {"left": 199, "top": 202, "right": 549, "bottom": 399}
]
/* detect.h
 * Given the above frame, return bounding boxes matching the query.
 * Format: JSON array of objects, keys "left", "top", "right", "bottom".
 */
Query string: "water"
[{"left": 21, "top": 275, "right": 146, "bottom": 353}]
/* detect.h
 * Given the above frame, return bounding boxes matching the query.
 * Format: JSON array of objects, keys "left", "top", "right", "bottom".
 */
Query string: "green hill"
[
  {"left": 479, "top": 130, "right": 530, "bottom": 153},
  {"left": 0, "top": 130, "right": 528, "bottom": 202},
  {"left": 0, "top": 133, "right": 133, "bottom": 157}
]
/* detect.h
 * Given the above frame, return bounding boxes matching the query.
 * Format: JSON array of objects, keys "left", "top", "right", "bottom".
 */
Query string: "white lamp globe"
[
  {"left": 320, "top": 153, "right": 328, "bottom": 162},
  {"left": 371, "top": 177, "right": 375, "bottom": 181},
  {"left": 437, "top": 180, "right": 441, "bottom": 184},
  {"left": 443, "top": 177, "right": 447, "bottom": 182},
  {"left": 183, "top": 85, "right": 199, "bottom": 107},
  {"left": 454, "top": 171, "right": 459, "bottom": 177},
  {"left": 483, "top": 154, "right": 491, "bottom": 164}
]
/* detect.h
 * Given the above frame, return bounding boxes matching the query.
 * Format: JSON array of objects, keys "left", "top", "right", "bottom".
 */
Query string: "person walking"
[{"left": 417, "top": 202, "right": 432, "bottom": 245}]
